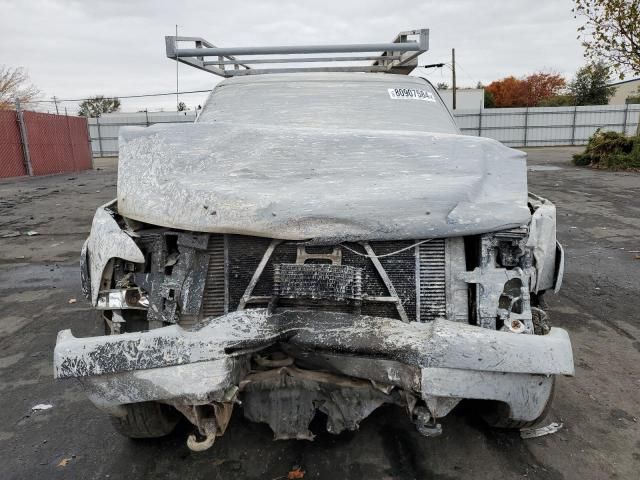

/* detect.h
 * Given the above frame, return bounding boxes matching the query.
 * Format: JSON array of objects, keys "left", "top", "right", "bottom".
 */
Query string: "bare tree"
[
  {"left": 0, "top": 65, "right": 41, "bottom": 109},
  {"left": 574, "top": 0, "right": 640, "bottom": 79}
]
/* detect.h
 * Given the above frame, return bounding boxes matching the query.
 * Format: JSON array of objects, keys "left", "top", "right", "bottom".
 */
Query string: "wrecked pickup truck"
[{"left": 54, "top": 30, "right": 573, "bottom": 450}]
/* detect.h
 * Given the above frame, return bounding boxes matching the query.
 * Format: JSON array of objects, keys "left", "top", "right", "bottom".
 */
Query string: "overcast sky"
[{"left": 1, "top": 0, "right": 585, "bottom": 113}]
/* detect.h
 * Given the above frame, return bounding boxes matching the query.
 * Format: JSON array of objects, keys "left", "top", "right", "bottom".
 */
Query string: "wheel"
[
  {"left": 482, "top": 377, "right": 556, "bottom": 429},
  {"left": 110, "top": 402, "right": 179, "bottom": 439}
]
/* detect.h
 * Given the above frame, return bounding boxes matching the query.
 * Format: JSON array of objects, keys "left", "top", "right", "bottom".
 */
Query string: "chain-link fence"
[
  {"left": 0, "top": 110, "right": 28, "bottom": 178},
  {"left": 0, "top": 105, "right": 93, "bottom": 179}
]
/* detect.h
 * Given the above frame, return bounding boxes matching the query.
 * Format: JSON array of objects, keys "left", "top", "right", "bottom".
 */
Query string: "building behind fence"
[
  {"left": 89, "top": 111, "right": 196, "bottom": 157},
  {"left": 88, "top": 104, "right": 640, "bottom": 157},
  {"left": 0, "top": 107, "right": 93, "bottom": 179}
]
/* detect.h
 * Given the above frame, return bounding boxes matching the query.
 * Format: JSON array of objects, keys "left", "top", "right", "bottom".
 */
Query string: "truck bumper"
[{"left": 54, "top": 309, "right": 573, "bottom": 422}]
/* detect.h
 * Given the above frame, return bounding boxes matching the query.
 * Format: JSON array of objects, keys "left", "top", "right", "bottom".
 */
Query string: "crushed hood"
[{"left": 117, "top": 122, "right": 530, "bottom": 242}]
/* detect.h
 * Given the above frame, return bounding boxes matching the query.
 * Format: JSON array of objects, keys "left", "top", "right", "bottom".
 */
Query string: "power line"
[
  {"left": 175, "top": 24, "right": 179, "bottom": 111},
  {"left": 29, "top": 88, "right": 213, "bottom": 103},
  {"left": 31, "top": 63, "right": 451, "bottom": 105},
  {"left": 418, "top": 62, "right": 446, "bottom": 69}
]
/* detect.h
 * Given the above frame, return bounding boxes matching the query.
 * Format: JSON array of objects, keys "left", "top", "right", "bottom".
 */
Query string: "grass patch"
[{"left": 573, "top": 130, "right": 640, "bottom": 170}]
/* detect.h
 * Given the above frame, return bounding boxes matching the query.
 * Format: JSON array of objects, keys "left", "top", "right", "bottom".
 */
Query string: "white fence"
[
  {"left": 88, "top": 111, "right": 196, "bottom": 157},
  {"left": 89, "top": 104, "right": 640, "bottom": 156},
  {"left": 455, "top": 104, "right": 640, "bottom": 147}
]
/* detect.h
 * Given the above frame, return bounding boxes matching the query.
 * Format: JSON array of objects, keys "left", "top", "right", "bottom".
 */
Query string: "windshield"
[{"left": 198, "top": 74, "right": 459, "bottom": 134}]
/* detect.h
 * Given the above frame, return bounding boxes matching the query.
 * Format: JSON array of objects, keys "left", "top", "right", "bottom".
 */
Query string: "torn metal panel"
[
  {"left": 80, "top": 240, "right": 90, "bottom": 299},
  {"left": 240, "top": 367, "right": 404, "bottom": 439},
  {"left": 55, "top": 309, "right": 571, "bottom": 431},
  {"left": 520, "top": 422, "right": 563, "bottom": 439},
  {"left": 281, "top": 348, "right": 421, "bottom": 392},
  {"left": 554, "top": 241, "right": 565, "bottom": 293},
  {"left": 527, "top": 194, "right": 558, "bottom": 292},
  {"left": 54, "top": 307, "right": 574, "bottom": 435},
  {"left": 241, "top": 370, "right": 318, "bottom": 440},
  {"left": 146, "top": 231, "right": 210, "bottom": 325},
  {"left": 82, "top": 357, "right": 248, "bottom": 408},
  {"left": 86, "top": 202, "right": 145, "bottom": 305},
  {"left": 422, "top": 368, "right": 554, "bottom": 422},
  {"left": 462, "top": 231, "right": 538, "bottom": 332},
  {"left": 54, "top": 310, "right": 573, "bottom": 380}
]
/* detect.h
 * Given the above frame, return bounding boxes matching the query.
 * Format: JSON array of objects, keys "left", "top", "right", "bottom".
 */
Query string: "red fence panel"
[
  {"left": 23, "top": 112, "right": 92, "bottom": 176},
  {"left": 0, "top": 110, "right": 27, "bottom": 178},
  {"left": 67, "top": 116, "right": 93, "bottom": 171},
  {"left": 0, "top": 110, "right": 92, "bottom": 178}
]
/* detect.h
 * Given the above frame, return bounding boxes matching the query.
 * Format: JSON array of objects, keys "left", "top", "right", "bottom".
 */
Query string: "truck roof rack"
[{"left": 165, "top": 29, "right": 428, "bottom": 77}]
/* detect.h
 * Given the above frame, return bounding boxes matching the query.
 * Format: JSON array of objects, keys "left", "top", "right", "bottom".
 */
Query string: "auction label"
[{"left": 388, "top": 88, "right": 436, "bottom": 102}]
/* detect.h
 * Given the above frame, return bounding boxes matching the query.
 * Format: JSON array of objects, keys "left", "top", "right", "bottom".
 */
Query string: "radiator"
[
  {"left": 417, "top": 239, "right": 447, "bottom": 321},
  {"left": 200, "top": 234, "right": 462, "bottom": 322},
  {"left": 201, "top": 234, "right": 226, "bottom": 318}
]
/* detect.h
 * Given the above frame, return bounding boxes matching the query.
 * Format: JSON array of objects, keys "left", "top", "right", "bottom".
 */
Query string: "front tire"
[{"left": 110, "top": 402, "right": 179, "bottom": 439}]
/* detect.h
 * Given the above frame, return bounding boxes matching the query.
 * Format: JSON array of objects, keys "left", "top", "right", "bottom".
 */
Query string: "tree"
[
  {"left": 484, "top": 90, "right": 497, "bottom": 108},
  {"left": 485, "top": 76, "right": 527, "bottom": 107},
  {"left": 436, "top": 82, "right": 449, "bottom": 89},
  {"left": 475, "top": 82, "right": 496, "bottom": 108},
  {"left": 177, "top": 101, "right": 188, "bottom": 111},
  {"left": 574, "top": 0, "right": 640, "bottom": 79},
  {"left": 485, "top": 73, "right": 566, "bottom": 107},
  {"left": 538, "top": 94, "right": 576, "bottom": 106},
  {"left": 568, "top": 62, "right": 617, "bottom": 105},
  {"left": 78, "top": 96, "right": 121, "bottom": 117},
  {"left": 525, "top": 73, "right": 567, "bottom": 105},
  {"left": 0, "top": 65, "right": 40, "bottom": 109}
]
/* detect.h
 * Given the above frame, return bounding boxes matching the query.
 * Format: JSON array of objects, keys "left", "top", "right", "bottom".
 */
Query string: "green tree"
[
  {"left": 574, "top": 0, "right": 640, "bottom": 79},
  {"left": 475, "top": 82, "right": 496, "bottom": 108},
  {"left": 568, "top": 62, "right": 617, "bottom": 105},
  {"left": 538, "top": 94, "right": 576, "bottom": 107},
  {"left": 78, "top": 96, "right": 121, "bottom": 117},
  {"left": 484, "top": 90, "right": 496, "bottom": 108},
  {"left": 177, "top": 101, "right": 188, "bottom": 111},
  {"left": 436, "top": 82, "right": 449, "bottom": 89}
]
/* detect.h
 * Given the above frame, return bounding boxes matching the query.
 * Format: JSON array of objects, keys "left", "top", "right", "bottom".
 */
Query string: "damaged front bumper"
[{"left": 54, "top": 309, "right": 573, "bottom": 435}]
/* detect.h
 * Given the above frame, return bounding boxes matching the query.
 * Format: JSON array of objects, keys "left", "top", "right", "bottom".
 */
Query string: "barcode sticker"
[{"left": 388, "top": 88, "right": 436, "bottom": 102}]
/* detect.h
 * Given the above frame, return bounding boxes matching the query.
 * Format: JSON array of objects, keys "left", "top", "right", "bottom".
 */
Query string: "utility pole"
[
  {"left": 175, "top": 24, "right": 179, "bottom": 111},
  {"left": 52, "top": 96, "right": 59, "bottom": 115},
  {"left": 451, "top": 48, "right": 457, "bottom": 110}
]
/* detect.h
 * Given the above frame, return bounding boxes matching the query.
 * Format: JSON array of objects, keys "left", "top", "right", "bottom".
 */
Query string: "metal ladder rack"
[{"left": 165, "top": 29, "right": 428, "bottom": 77}]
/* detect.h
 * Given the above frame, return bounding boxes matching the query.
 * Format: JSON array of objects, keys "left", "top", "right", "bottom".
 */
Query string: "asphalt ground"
[{"left": 0, "top": 147, "right": 638, "bottom": 479}]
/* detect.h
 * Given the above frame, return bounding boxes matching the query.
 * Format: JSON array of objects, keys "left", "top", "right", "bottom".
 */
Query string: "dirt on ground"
[{"left": 0, "top": 148, "right": 638, "bottom": 480}]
